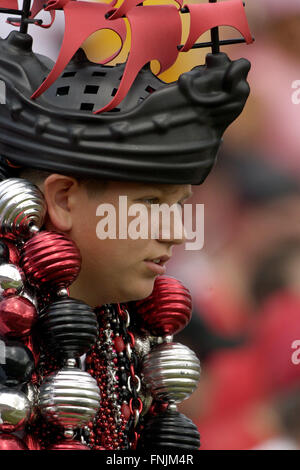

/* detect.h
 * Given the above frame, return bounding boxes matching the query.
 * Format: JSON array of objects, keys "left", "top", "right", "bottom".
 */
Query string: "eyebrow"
[
  {"left": 134, "top": 185, "right": 193, "bottom": 201},
  {"left": 158, "top": 185, "right": 193, "bottom": 200}
]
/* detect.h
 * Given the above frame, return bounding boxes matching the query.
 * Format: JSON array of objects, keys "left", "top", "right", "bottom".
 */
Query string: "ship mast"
[
  {"left": 19, "top": 0, "right": 31, "bottom": 33},
  {"left": 209, "top": 0, "right": 220, "bottom": 54}
]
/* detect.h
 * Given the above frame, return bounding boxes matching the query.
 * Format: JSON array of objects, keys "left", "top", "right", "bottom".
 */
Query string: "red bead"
[
  {"left": 114, "top": 335, "right": 125, "bottom": 353},
  {"left": 21, "top": 231, "right": 81, "bottom": 289},
  {"left": 0, "top": 295, "right": 37, "bottom": 338},
  {"left": 121, "top": 403, "right": 131, "bottom": 420},
  {"left": 134, "top": 275, "right": 192, "bottom": 335},
  {"left": 47, "top": 440, "right": 91, "bottom": 450}
]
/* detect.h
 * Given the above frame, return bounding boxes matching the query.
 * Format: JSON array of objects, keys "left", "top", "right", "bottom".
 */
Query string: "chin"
[{"left": 118, "top": 278, "right": 156, "bottom": 303}]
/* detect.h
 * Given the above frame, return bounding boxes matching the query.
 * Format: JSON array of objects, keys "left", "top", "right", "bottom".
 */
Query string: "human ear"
[{"left": 42, "top": 174, "right": 79, "bottom": 232}]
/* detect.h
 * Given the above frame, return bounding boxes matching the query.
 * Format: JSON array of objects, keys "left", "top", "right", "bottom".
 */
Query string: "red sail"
[
  {"left": 0, "top": 0, "right": 18, "bottom": 8},
  {"left": 94, "top": 4, "right": 181, "bottom": 113},
  {"left": 31, "top": 0, "right": 49, "bottom": 15},
  {"left": 109, "top": 0, "right": 183, "bottom": 19},
  {"left": 31, "top": 0, "right": 127, "bottom": 100},
  {"left": 181, "top": 0, "right": 253, "bottom": 52}
]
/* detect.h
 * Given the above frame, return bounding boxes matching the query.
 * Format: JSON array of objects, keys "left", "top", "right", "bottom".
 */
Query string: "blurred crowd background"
[
  {"left": 168, "top": 0, "right": 300, "bottom": 450},
  {"left": 2, "top": 0, "right": 300, "bottom": 451}
]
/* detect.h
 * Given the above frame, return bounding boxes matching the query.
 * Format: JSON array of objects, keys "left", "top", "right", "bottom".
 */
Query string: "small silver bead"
[
  {"left": 168, "top": 402, "right": 178, "bottom": 412},
  {"left": 56, "top": 287, "right": 69, "bottom": 297},
  {"left": 64, "top": 428, "right": 75, "bottom": 440},
  {"left": 65, "top": 358, "right": 77, "bottom": 368},
  {"left": 163, "top": 335, "right": 174, "bottom": 343},
  {"left": 29, "top": 224, "right": 40, "bottom": 235}
]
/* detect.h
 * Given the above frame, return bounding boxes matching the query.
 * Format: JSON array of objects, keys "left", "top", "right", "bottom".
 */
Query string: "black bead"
[
  {"left": 38, "top": 297, "right": 98, "bottom": 359},
  {"left": 0, "top": 241, "right": 9, "bottom": 263},
  {"left": 0, "top": 336, "right": 35, "bottom": 387},
  {"left": 131, "top": 351, "right": 139, "bottom": 372},
  {"left": 120, "top": 372, "right": 128, "bottom": 386},
  {"left": 138, "top": 409, "right": 200, "bottom": 451}
]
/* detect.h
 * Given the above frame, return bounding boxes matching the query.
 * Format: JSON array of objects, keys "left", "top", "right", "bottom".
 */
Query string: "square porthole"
[
  {"left": 145, "top": 85, "right": 155, "bottom": 94},
  {"left": 56, "top": 86, "right": 70, "bottom": 96},
  {"left": 84, "top": 85, "right": 99, "bottom": 94},
  {"left": 62, "top": 71, "right": 77, "bottom": 78},
  {"left": 92, "top": 71, "right": 106, "bottom": 77},
  {"left": 80, "top": 103, "right": 94, "bottom": 111}
]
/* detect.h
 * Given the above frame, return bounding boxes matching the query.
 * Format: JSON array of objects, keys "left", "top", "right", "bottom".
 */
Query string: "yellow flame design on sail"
[{"left": 82, "top": 0, "right": 209, "bottom": 82}]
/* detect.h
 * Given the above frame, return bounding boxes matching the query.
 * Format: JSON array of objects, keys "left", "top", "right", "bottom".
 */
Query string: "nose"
[{"left": 156, "top": 205, "right": 187, "bottom": 246}]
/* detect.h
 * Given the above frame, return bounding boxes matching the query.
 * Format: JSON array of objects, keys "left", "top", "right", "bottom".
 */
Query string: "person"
[{"left": 0, "top": 0, "right": 251, "bottom": 451}]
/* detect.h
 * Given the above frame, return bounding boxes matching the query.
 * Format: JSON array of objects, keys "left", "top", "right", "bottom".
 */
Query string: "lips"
[
  {"left": 144, "top": 255, "right": 171, "bottom": 276},
  {"left": 145, "top": 255, "right": 171, "bottom": 266}
]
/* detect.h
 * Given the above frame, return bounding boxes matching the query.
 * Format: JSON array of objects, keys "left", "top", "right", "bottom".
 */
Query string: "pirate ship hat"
[{"left": 0, "top": 0, "right": 252, "bottom": 185}]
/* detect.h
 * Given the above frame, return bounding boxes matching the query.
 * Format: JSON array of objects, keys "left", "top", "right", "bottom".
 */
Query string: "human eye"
[{"left": 139, "top": 197, "right": 160, "bottom": 205}]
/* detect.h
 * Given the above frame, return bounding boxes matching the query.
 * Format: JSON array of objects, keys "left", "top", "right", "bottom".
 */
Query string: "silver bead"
[
  {"left": 38, "top": 367, "right": 100, "bottom": 430},
  {"left": 0, "top": 178, "right": 46, "bottom": 238},
  {"left": 29, "top": 225, "right": 40, "bottom": 235},
  {"left": 134, "top": 334, "right": 151, "bottom": 359},
  {"left": 168, "top": 402, "right": 178, "bottom": 412},
  {"left": 0, "top": 387, "right": 31, "bottom": 429},
  {"left": 0, "top": 263, "right": 24, "bottom": 296},
  {"left": 64, "top": 428, "right": 75, "bottom": 440},
  {"left": 65, "top": 358, "right": 77, "bottom": 368},
  {"left": 163, "top": 335, "right": 174, "bottom": 343},
  {"left": 56, "top": 288, "right": 69, "bottom": 298},
  {"left": 142, "top": 342, "right": 201, "bottom": 403}
]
